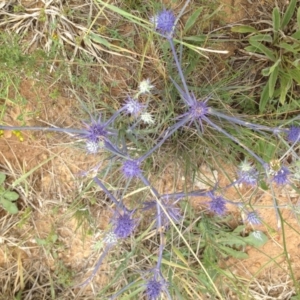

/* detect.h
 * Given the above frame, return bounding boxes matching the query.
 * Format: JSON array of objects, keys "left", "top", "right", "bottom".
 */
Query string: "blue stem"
[{"left": 203, "top": 116, "right": 265, "bottom": 165}]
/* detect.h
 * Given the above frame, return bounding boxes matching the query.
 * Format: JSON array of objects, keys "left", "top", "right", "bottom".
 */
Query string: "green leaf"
[
  {"left": 298, "top": 7, "right": 300, "bottom": 29},
  {"left": 260, "top": 180, "right": 269, "bottom": 191},
  {"left": 35, "top": 238, "right": 47, "bottom": 246},
  {"left": 184, "top": 7, "right": 203, "bottom": 34},
  {"left": 279, "top": 73, "right": 292, "bottom": 105},
  {"left": 249, "top": 40, "right": 276, "bottom": 61},
  {"left": 217, "top": 236, "right": 247, "bottom": 247},
  {"left": 231, "top": 25, "right": 258, "bottom": 33},
  {"left": 244, "top": 231, "right": 268, "bottom": 247},
  {"left": 249, "top": 34, "right": 273, "bottom": 43},
  {"left": 259, "top": 83, "right": 270, "bottom": 113},
  {"left": 291, "top": 30, "right": 300, "bottom": 40},
  {"left": 172, "top": 246, "right": 189, "bottom": 267},
  {"left": 218, "top": 245, "right": 248, "bottom": 259},
  {"left": 281, "top": 0, "right": 297, "bottom": 29},
  {"left": 3, "top": 191, "right": 19, "bottom": 201},
  {"left": 262, "top": 67, "right": 270, "bottom": 76},
  {"left": 0, "top": 198, "right": 18, "bottom": 214},
  {"left": 278, "top": 42, "right": 297, "bottom": 53},
  {"left": 183, "top": 35, "right": 207, "bottom": 43},
  {"left": 289, "top": 68, "right": 300, "bottom": 84},
  {"left": 272, "top": 7, "right": 281, "bottom": 31},
  {"left": 0, "top": 173, "right": 5, "bottom": 185},
  {"left": 269, "top": 64, "right": 279, "bottom": 97},
  {"left": 262, "top": 59, "right": 281, "bottom": 76},
  {"left": 88, "top": 33, "right": 111, "bottom": 48}
]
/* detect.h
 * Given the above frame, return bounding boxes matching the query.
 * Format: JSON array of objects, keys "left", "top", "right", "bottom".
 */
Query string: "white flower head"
[
  {"left": 139, "top": 79, "right": 154, "bottom": 94},
  {"left": 86, "top": 141, "right": 99, "bottom": 154},
  {"left": 141, "top": 112, "right": 155, "bottom": 125},
  {"left": 103, "top": 232, "right": 118, "bottom": 245},
  {"left": 239, "top": 160, "right": 253, "bottom": 172}
]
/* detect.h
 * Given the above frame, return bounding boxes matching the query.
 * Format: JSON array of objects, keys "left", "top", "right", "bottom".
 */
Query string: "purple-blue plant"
[
  {"left": 246, "top": 211, "right": 261, "bottom": 225},
  {"left": 208, "top": 193, "right": 227, "bottom": 215},
  {"left": 122, "top": 159, "right": 142, "bottom": 178},
  {"left": 287, "top": 126, "right": 300, "bottom": 143},
  {"left": 154, "top": 9, "right": 176, "bottom": 37},
  {"left": 272, "top": 166, "right": 290, "bottom": 185}
]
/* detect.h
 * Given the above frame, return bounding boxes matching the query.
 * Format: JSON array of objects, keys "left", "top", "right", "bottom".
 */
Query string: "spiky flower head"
[
  {"left": 246, "top": 211, "right": 261, "bottom": 225},
  {"left": 86, "top": 140, "right": 99, "bottom": 154},
  {"left": 139, "top": 79, "right": 154, "bottom": 94},
  {"left": 141, "top": 112, "right": 155, "bottom": 125},
  {"left": 146, "top": 277, "right": 163, "bottom": 300},
  {"left": 238, "top": 161, "right": 259, "bottom": 186},
  {"left": 112, "top": 210, "right": 137, "bottom": 239},
  {"left": 272, "top": 166, "right": 290, "bottom": 185},
  {"left": 122, "top": 159, "right": 141, "bottom": 178},
  {"left": 152, "top": 9, "right": 176, "bottom": 37},
  {"left": 103, "top": 232, "right": 118, "bottom": 245},
  {"left": 287, "top": 126, "right": 300, "bottom": 143},
  {"left": 189, "top": 100, "right": 209, "bottom": 120},
  {"left": 123, "top": 97, "right": 145, "bottom": 117},
  {"left": 81, "top": 116, "right": 107, "bottom": 143},
  {"left": 208, "top": 193, "right": 227, "bottom": 215}
]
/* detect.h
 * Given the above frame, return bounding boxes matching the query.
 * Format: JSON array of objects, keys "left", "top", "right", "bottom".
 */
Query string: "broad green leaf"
[
  {"left": 259, "top": 83, "right": 270, "bottom": 113},
  {"left": 279, "top": 73, "right": 292, "bottom": 105},
  {"left": 269, "top": 59, "right": 281, "bottom": 72},
  {"left": 262, "top": 67, "right": 270, "bottom": 76},
  {"left": 298, "top": 7, "right": 300, "bottom": 29},
  {"left": 184, "top": 7, "right": 203, "bottom": 33},
  {"left": 0, "top": 173, "right": 5, "bottom": 185},
  {"left": 231, "top": 25, "right": 258, "bottom": 33},
  {"left": 249, "top": 40, "right": 276, "bottom": 61},
  {"left": 0, "top": 198, "right": 18, "bottom": 214},
  {"left": 289, "top": 68, "right": 300, "bottom": 84},
  {"left": 278, "top": 42, "right": 297, "bottom": 53},
  {"left": 217, "top": 236, "right": 247, "bottom": 247},
  {"left": 291, "top": 30, "right": 300, "bottom": 40},
  {"left": 218, "top": 245, "right": 248, "bottom": 259},
  {"left": 249, "top": 34, "right": 273, "bottom": 43},
  {"left": 281, "top": 0, "right": 297, "bottom": 29},
  {"left": 272, "top": 7, "right": 281, "bottom": 31},
  {"left": 262, "top": 59, "right": 281, "bottom": 76},
  {"left": 244, "top": 231, "right": 268, "bottom": 247},
  {"left": 3, "top": 191, "right": 19, "bottom": 201},
  {"left": 232, "top": 225, "right": 246, "bottom": 234},
  {"left": 269, "top": 64, "right": 279, "bottom": 97}
]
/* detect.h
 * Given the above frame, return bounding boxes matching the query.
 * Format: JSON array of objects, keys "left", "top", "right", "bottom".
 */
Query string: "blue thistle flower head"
[
  {"left": 272, "top": 166, "right": 290, "bottom": 185},
  {"left": 123, "top": 97, "right": 145, "bottom": 117},
  {"left": 208, "top": 193, "right": 227, "bottom": 215},
  {"left": 189, "top": 99, "right": 209, "bottom": 121},
  {"left": 246, "top": 211, "right": 261, "bottom": 225},
  {"left": 122, "top": 159, "right": 141, "bottom": 178},
  {"left": 154, "top": 9, "right": 176, "bottom": 36},
  {"left": 146, "top": 277, "right": 163, "bottom": 300},
  {"left": 179, "top": 93, "right": 210, "bottom": 132},
  {"left": 287, "top": 126, "right": 300, "bottom": 143},
  {"left": 237, "top": 161, "right": 259, "bottom": 186},
  {"left": 145, "top": 273, "right": 169, "bottom": 300},
  {"left": 112, "top": 210, "right": 137, "bottom": 239},
  {"left": 81, "top": 116, "right": 108, "bottom": 143}
]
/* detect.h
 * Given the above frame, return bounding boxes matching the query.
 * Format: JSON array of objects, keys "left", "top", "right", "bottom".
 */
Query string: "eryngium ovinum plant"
[{"left": 1, "top": 6, "right": 300, "bottom": 300}]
